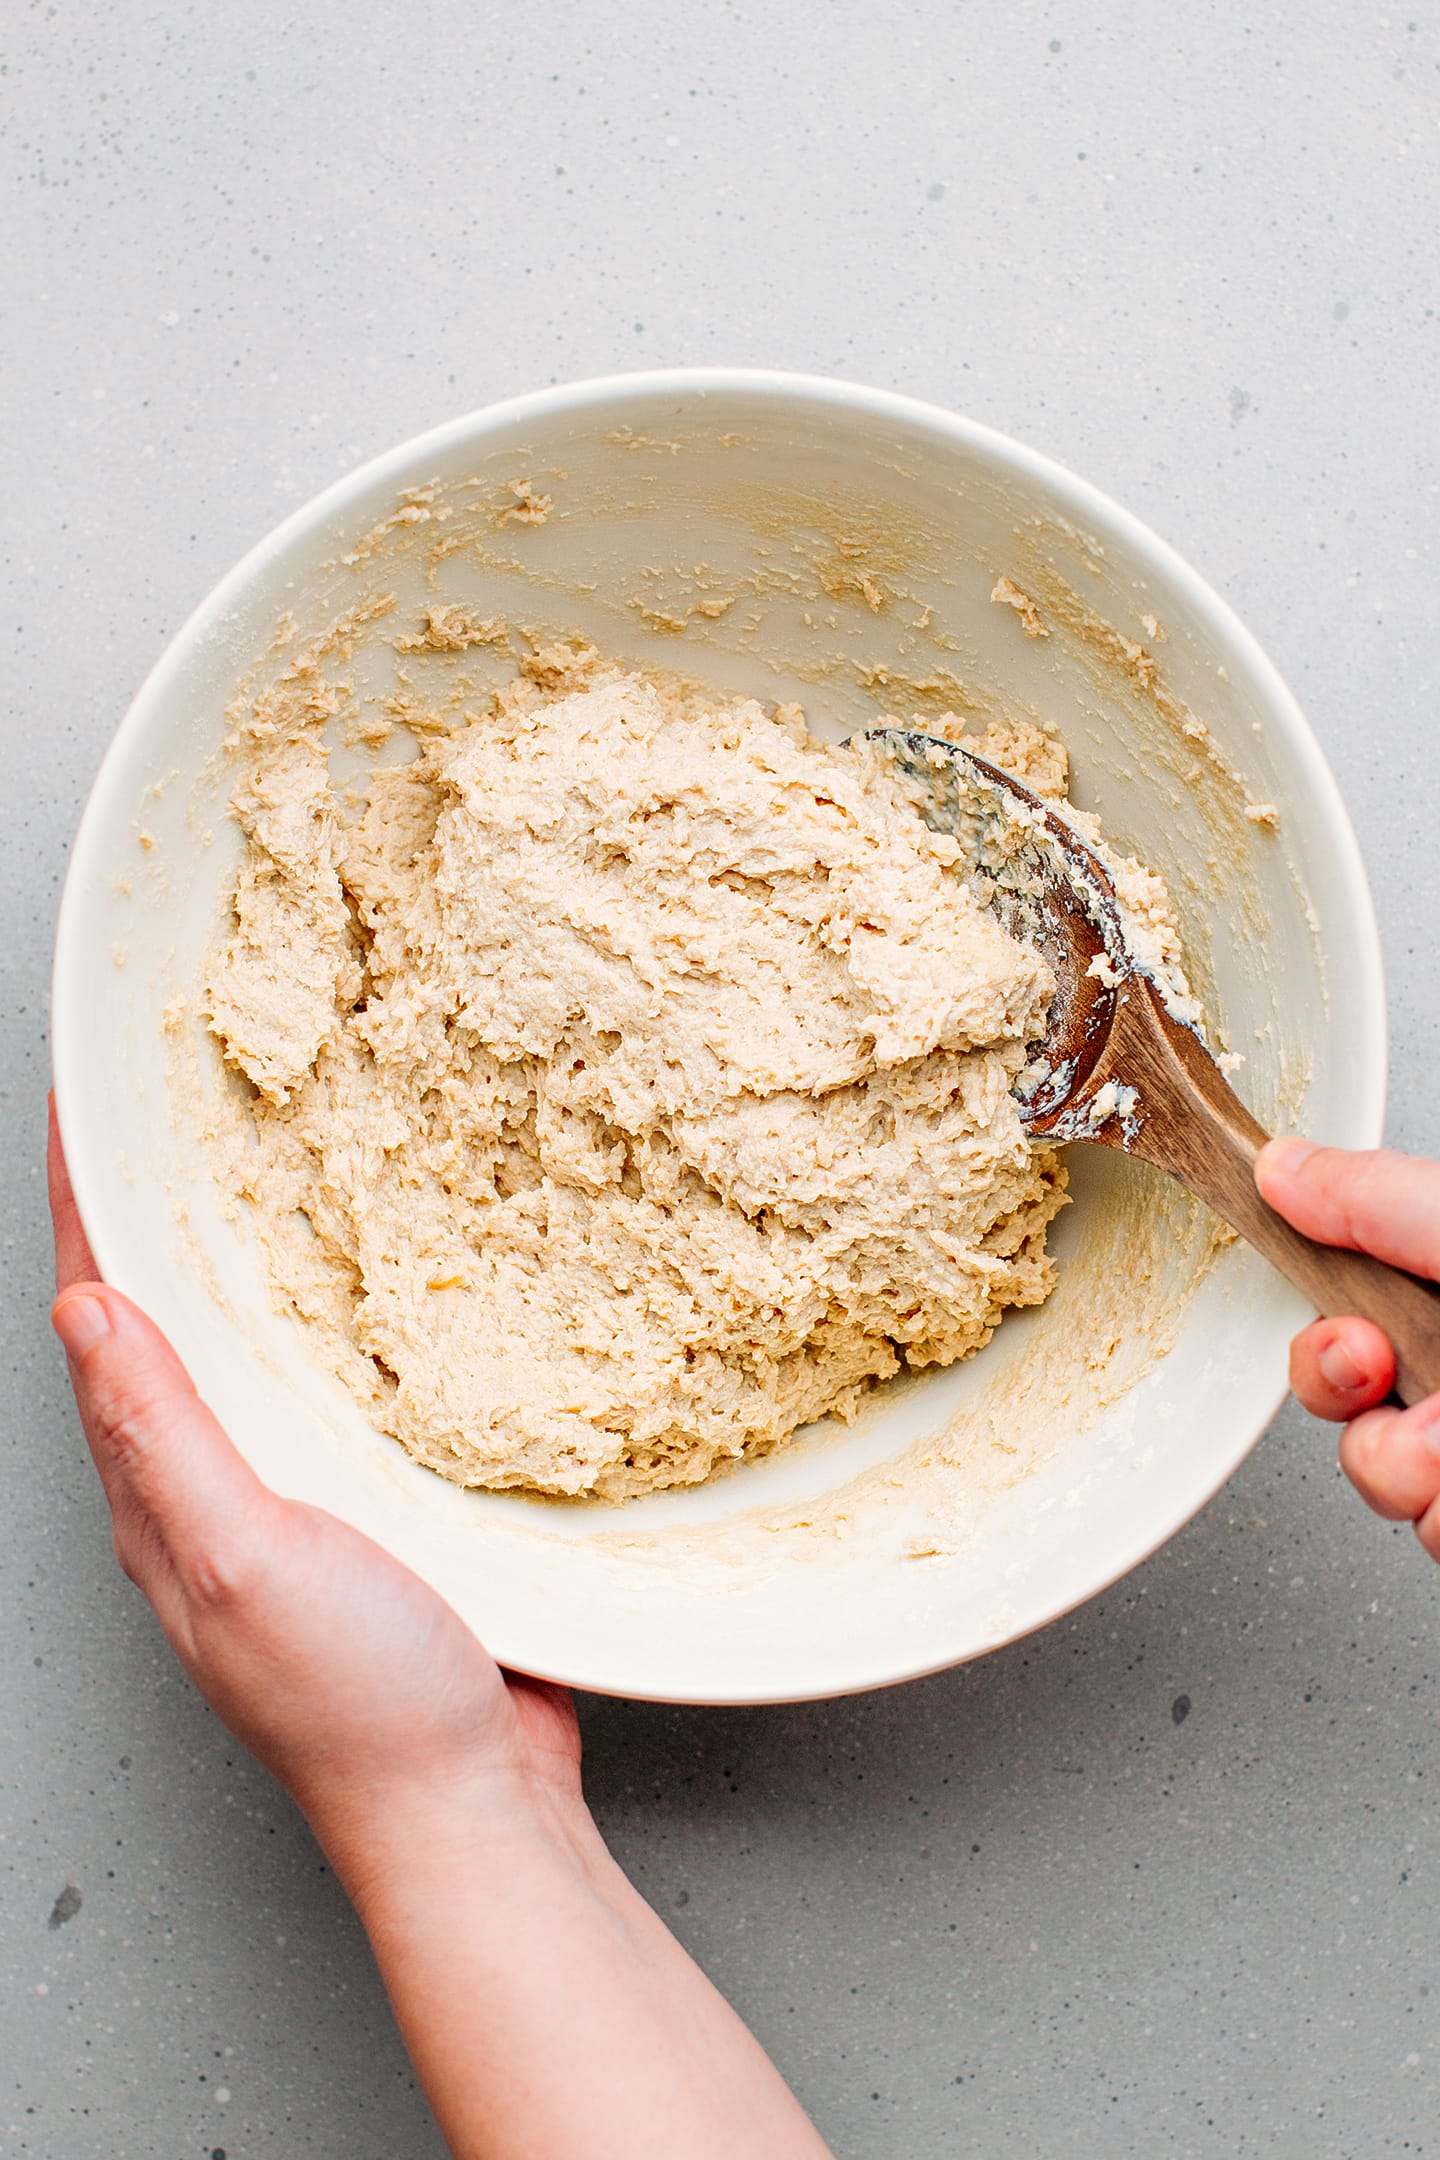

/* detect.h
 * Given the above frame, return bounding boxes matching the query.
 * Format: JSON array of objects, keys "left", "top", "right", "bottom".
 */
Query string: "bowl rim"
[{"left": 52, "top": 367, "right": 1388, "bottom": 1702}]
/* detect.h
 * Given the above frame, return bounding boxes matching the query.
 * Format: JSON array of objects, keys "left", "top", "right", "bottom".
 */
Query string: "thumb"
[
  {"left": 52, "top": 1285, "right": 271, "bottom": 1596},
  {"left": 1255, "top": 1139, "right": 1440, "bottom": 1282}
]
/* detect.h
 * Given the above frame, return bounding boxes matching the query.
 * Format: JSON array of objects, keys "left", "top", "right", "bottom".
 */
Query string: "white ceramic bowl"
[{"left": 53, "top": 370, "right": 1384, "bottom": 1703}]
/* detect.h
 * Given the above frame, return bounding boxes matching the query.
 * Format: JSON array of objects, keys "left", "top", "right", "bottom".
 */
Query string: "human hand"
[
  {"left": 1255, "top": 1137, "right": 1440, "bottom": 1557},
  {"left": 46, "top": 1099, "right": 582, "bottom": 1889},
  {"left": 48, "top": 1098, "right": 831, "bottom": 2159}
]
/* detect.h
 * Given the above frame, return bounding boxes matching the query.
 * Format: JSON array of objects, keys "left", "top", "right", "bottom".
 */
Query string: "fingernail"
[
  {"left": 1318, "top": 1338, "right": 1366, "bottom": 1392},
  {"left": 1261, "top": 1136, "right": 1317, "bottom": 1180},
  {"left": 53, "top": 1294, "right": 111, "bottom": 1357}
]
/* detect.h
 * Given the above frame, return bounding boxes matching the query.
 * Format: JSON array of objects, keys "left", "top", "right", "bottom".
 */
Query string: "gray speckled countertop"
[{"left": 4, "top": 5, "right": 1438, "bottom": 2155}]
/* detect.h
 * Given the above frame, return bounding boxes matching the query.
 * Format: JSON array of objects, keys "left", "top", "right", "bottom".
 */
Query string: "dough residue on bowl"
[{"left": 204, "top": 647, "right": 1164, "bottom": 1501}]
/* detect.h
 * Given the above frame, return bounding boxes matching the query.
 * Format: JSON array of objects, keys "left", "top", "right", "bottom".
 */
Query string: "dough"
[{"left": 207, "top": 658, "right": 1073, "bottom": 1500}]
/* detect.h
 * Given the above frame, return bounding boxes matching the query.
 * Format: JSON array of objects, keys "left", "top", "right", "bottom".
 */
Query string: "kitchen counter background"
[{"left": 4, "top": 3, "right": 1438, "bottom": 2153}]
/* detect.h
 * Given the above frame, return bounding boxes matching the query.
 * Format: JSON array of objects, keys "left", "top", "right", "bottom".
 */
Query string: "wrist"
[{"left": 303, "top": 1756, "right": 615, "bottom": 1926}]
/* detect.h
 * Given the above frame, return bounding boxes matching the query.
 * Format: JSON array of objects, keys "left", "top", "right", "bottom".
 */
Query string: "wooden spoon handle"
[
  {"left": 1174, "top": 1111, "right": 1440, "bottom": 1407},
  {"left": 1122, "top": 991, "right": 1440, "bottom": 1407}
]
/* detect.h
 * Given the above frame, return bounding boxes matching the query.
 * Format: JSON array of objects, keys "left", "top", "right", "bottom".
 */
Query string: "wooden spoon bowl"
[{"left": 871, "top": 726, "right": 1440, "bottom": 1406}]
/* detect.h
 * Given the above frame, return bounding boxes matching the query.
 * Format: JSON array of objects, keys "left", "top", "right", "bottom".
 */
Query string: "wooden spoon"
[{"left": 870, "top": 725, "right": 1440, "bottom": 1406}]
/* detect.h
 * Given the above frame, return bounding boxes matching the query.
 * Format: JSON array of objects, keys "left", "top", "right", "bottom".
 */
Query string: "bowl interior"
[{"left": 53, "top": 373, "right": 1383, "bottom": 1702}]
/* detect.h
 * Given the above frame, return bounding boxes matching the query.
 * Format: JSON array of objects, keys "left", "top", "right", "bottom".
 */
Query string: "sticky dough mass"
[{"left": 207, "top": 661, "right": 1073, "bottom": 1500}]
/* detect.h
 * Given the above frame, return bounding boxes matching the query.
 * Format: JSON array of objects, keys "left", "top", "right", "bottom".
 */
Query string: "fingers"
[
  {"left": 1338, "top": 1397, "right": 1440, "bottom": 1546},
  {"left": 1256, "top": 1138, "right": 1440, "bottom": 1280},
  {"left": 1288, "top": 1314, "right": 1395, "bottom": 1420},
  {"left": 48, "top": 1096, "right": 100, "bottom": 1290},
  {"left": 1260, "top": 1137, "right": 1440, "bottom": 1564},
  {"left": 51, "top": 1284, "right": 269, "bottom": 1602}
]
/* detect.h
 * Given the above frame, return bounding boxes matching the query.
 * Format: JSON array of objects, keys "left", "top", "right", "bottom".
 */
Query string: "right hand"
[{"left": 1255, "top": 1138, "right": 1440, "bottom": 1557}]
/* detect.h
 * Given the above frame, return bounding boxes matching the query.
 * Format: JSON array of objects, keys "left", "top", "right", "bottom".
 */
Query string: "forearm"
[
  {"left": 315, "top": 1774, "right": 832, "bottom": 2160},
  {"left": 45, "top": 1126, "right": 824, "bottom": 2155}
]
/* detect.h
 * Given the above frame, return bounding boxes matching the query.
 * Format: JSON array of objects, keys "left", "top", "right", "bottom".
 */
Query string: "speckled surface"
[{"left": 4, "top": 4, "right": 1439, "bottom": 2155}]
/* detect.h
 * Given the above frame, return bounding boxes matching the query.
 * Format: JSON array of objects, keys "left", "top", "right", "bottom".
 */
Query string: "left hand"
[
  {"left": 47, "top": 1100, "right": 584, "bottom": 1891},
  {"left": 49, "top": 1098, "right": 835, "bottom": 2160}
]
